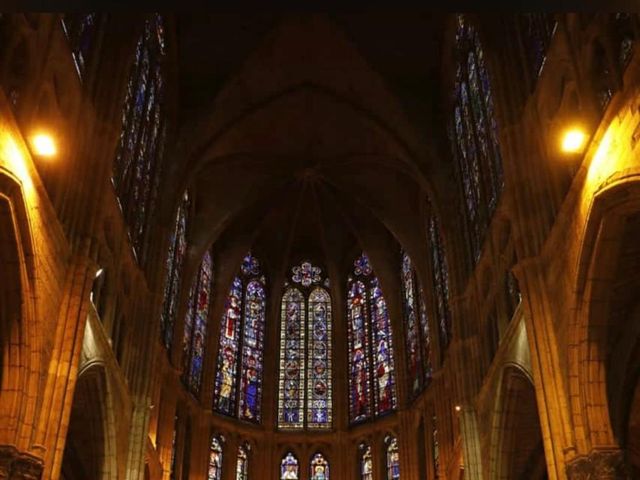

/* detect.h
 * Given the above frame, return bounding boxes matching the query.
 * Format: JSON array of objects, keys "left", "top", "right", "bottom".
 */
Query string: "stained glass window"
[
  {"left": 181, "top": 249, "right": 213, "bottom": 395},
  {"left": 280, "top": 452, "right": 299, "bottom": 480},
  {"left": 170, "top": 415, "right": 178, "bottom": 480},
  {"left": 113, "top": 14, "right": 167, "bottom": 264},
  {"left": 278, "top": 261, "right": 333, "bottom": 430},
  {"left": 385, "top": 435, "right": 401, "bottom": 480},
  {"left": 401, "top": 251, "right": 423, "bottom": 396},
  {"left": 236, "top": 443, "right": 249, "bottom": 480},
  {"left": 426, "top": 202, "right": 452, "bottom": 352},
  {"left": 359, "top": 443, "right": 373, "bottom": 480},
  {"left": 213, "top": 253, "right": 266, "bottom": 422},
  {"left": 310, "top": 453, "right": 329, "bottom": 480},
  {"left": 418, "top": 284, "right": 433, "bottom": 384},
  {"left": 160, "top": 191, "right": 190, "bottom": 351},
  {"left": 348, "top": 253, "right": 397, "bottom": 424},
  {"left": 61, "top": 13, "right": 100, "bottom": 79},
  {"left": 208, "top": 435, "right": 224, "bottom": 480},
  {"left": 450, "top": 14, "right": 503, "bottom": 265},
  {"left": 505, "top": 254, "right": 521, "bottom": 321},
  {"left": 517, "top": 14, "right": 556, "bottom": 86}
]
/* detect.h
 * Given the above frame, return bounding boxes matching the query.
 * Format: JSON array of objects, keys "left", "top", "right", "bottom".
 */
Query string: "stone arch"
[
  {"left": 60, "top": 363, "right": 117, "bottom": 480},
  {"left": 567, "top": 175, "right": 640, "bottom": 476},
  {"left": 0, "top": 169, "right": 38, "bottom": 451},
  {"left": 491, "top": 364, "right": 547, "bottom": 479}
]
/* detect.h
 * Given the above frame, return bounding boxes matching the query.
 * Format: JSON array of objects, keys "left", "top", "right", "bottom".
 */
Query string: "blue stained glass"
[
  {"left": 161, "top": 191, "right": 189, "bottom": 351},
  {"left": 370, "top": 277, "right": 397, "bottom": 415},
  {"left": 451, "top": 14, "right": 503, "bottom": 266},
  {"left": 213, "top": 253, "right": 266, "bottom": 422},
  {"left": 214, "top": 276, "right": 243, "bottom": 416},
  {"left": 385, "top": 436, "right": 400, "bottom": 480},
  {"left": 278, "top": 288, "right": 306, "bottom": 429},
  {"left": 62, "top": 14, "right": 98, "bottom": 79},
  {"left": 113, "top": 14, "right": 166, "bottom": 264},
  {"left": 354, "top": 253, "right": 372, "bottom": 276},
  {"left": 428, "top": 209, "right": 451, "bottom": 350},
  {"left": 292, "top": 261, "right": 322, "bottom": 286},
  {"left": 281, "top": 452, "right": 299, "bottom": 480},
  {"left": 348, "top": 279, "right": 372, "bottom": 422},
  {"left": 348, "top": 253, "right": 397, "bottom": 424},
  {"left": 239, "top": 279, "right": 266, "bottom": 422},
  {"left": 182, "top": 249, "right": 213, "bottom": 394},
  {"left": 307, "top": 288, "right": 332, "bottom": 429},
  {"left": 418, "top": 283, "right": 433, "bottom": 383},
  {"left": 310, "top": 453, "right": 329, "bottom": 480},
  {"left": 401, "top": 251, "right": 423, "bottom": 396}
]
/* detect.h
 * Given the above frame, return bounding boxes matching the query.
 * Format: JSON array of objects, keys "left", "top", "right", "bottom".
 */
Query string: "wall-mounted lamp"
[
  {"left": 561, "top": 127, "right": 587, "bottom": 154},
  {"left": 30, "top": 132, "right": 57, "bottom": 157},
  {"left": 455, "top": 405, "right": 461, "bottom": 412}
]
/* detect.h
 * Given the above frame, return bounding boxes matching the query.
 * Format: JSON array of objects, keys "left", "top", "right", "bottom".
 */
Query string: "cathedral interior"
[{"left": 0, "top": 11, "right": 639, "bottom": 480}]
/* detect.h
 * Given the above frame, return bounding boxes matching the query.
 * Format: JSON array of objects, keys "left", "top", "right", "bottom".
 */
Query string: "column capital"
[{"left": 566, "top": 449, "right": 630, "bottom": 480}]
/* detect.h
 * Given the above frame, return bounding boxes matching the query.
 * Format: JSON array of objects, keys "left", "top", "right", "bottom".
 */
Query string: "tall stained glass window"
[
  {"left": 278, "top": 261, "right": 332, "bottom": 430},
  {"left": 161, "top": 191, "right": 190, "bottom": 351},
  {"left": 61, "top": 13, "right": 101, "bottom": 79},
  {"left": 213, "top": 253, "right": 266, "bottom": 422},
  {"left": 208, "top": 435, "right": 224, "bottom": 480},
  {"left": 517, "top": 14, "right": 556, "bottom": 86},
  {"left": 348, "top": 253, "right": 397, "bottom": 424},
  {"left": 280, "top": 452, "right": 299, "bottom": 480},
  {"left": 236, "top": 443, "right": 249, "bottom": 480},
  {"left": 450, "top": 14, "right": 503, "bottom": 266},
  {"left": 359, "top": 443, "right": 373, "bottom": 480},
  {"left": 113, "top": 14, "right": 167, "bottom": 263},
  {"left": 181, "top": 249, "right": 213, "bottom": 395},
  {"left": 613, "top": 13, "right": 637, "bottom": 69},
  {"left": 401, "top": 250, "right": 433, "bottom": 397},
  {"left": 426, "top": 201, "right": 452, "bottom": 351},
  {"left": 310, "top": 453, "right": 329, "bottom": 480},
  {"left": 432, "top": 415, "right": 440, "bottom": 479},
  {"left": 385, "top": 435, "right": 401, "bottom": 480}
]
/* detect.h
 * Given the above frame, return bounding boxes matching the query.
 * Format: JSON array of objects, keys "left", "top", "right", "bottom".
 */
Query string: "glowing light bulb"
[
  {"left": 561, "top": 128, "right": 587, "bottom": 154},
  {"left": 31, "top": 133, "right": 57, "bottom": 157}
]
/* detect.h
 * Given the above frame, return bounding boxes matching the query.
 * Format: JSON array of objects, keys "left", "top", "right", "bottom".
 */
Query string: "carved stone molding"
[
  {"left": 566, "top": 450, "right": 630, "bottom": 480},
  {"left": 0, "top": 447, "right": 43, "bottom": 480}
]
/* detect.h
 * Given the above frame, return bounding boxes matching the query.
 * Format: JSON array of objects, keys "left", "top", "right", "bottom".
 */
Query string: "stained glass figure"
[
  {"left": 307, "top": 288, "right": 332, "bottom": 429},
  {"left": 236, "top": 443, "right": 249, "bottom": 480},
  {"left": 432, "top": 415, "right": 440, "bottom": 478},
  {"left": 280, "top": 452, "right": 299, "bottom": 480},
  {"left": 400, "top": 251, "right": 423, "bottom": 396},
  {"left": 278, "top": 288, "right": 306, "bottom": 429},
  {"left": 310, "top": 453, "right": 329, "bottom": 480},
  {"left": 160, "top": 191, "right": 190, "bottom": 351},
  {"left": 518, "top": 14, "right": 556, "bottom": 85},
  {"left": 348, "top": 253, "right": 397, "bottom": 424},
  {"left": 239, "top": 280, "right": 266, "bottom": 421},
  {"left": 278, "top": 263, "right": 333, "bottom": 430},
  {"left": 170, "top": 415, "right": 178, "bottom": 480},
  {"left": 385, "top": 435, "right": 401, "bottom": 480},
  {"left": 505, "top": 256, "right": 521, "bottom": 322},
  {"left": 418, "top": 284, "right": 433, "bottom": 384},
  {"left": 61, "top": 13, "right": 99, "bottom": 79},
  {"left": 213, "top": 253, "right": 265, "bottom": 422},
  {"left": 182, "top": 249, "right": 213, "bottom": 394},
  {"left": 360, "top": 443, "right": 373, "bottom": 480},
  {"left": 113, "top": 14, "right": 166, "bottom": 264},
  {"left": 208, "top": 435, "right": 223, "bottom": 480},
  {"left": 292, "top": 261, "right": 322, "bottom": 286},
  {"left": 450, "top": 14, "right": 503, "bottom": 265},
  {"left": 427, "top": 201, "right": 452, "bottom": 352}
]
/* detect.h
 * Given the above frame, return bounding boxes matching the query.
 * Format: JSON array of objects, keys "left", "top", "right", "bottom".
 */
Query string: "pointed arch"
[
  {"left": 181, "top": 248, "right": 213, "bottom": 394},
  {"left": 348, "top": 253, "right": 397, "bottom": 424},
  {"left": 309, "top": 452, "right": 329, "bottom": 480},
  {"left": 213, "top": 253, "right": 266, "bottom": 422},
  {"left": 280, "top": 451, "right": 299, "bottom": 480}
]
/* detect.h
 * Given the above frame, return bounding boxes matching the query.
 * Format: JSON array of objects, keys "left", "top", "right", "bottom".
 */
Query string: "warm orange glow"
[
  {"left": 561, "top": 128, "right": 587, "bottom": 153},
  {"left": 30, "top": 133, "right": 57, "bottom": 157},
  {"left": 455, "top": 405, "right": 461, "bottom": 412},
  {"left": 1, "top": 132, "right": 32, "bottom": 190}
]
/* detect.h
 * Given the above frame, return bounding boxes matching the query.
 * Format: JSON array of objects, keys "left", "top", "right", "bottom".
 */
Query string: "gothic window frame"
[
  {"left": 277, "top": 261, "right": 333, "bottom": 431},
  {"left": 309, "top": 452, "right": 330, "bottom": 480},
  {"left": 384, "top": 434, "right": 400, "bottom": 480},
  {"left": 112, "top": 13, "right": 168, "bottom": 265},
  {"left": 181, "top": 247, "right": 214, "bottom": 395},
  {"left": 207, "top": 434, "right": 225, "bottom": 480},
  {"left": 213, "top": 253, "right": 266, "bottom": 423},
  {"left": 160, "top": 190, "right": 190, "bottom": 352},
  {"left": 358, "top": 442, "right": 373, "bottom": 480},
  {"left": 347, "top": 253, "right": 397, "bottom": 425},
  {"left": 449, "top": 14, "right": 504, "bottom": 267},
  {"left": 280, "top": 451, "right": 300, "bottom": 480}
]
